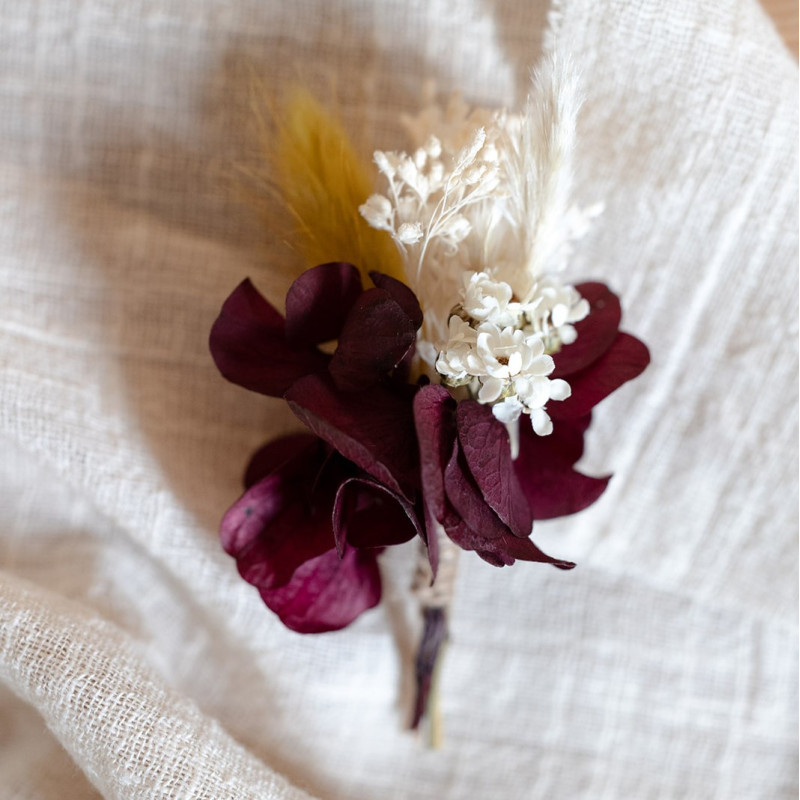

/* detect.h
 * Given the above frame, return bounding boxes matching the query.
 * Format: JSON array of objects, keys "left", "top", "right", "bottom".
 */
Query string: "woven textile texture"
[{"left": 0, "top": 1, "right": 797, "bottom": 798}]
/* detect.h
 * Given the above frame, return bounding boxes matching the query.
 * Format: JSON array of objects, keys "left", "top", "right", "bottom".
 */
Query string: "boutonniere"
[{"left": 210, "top": 56, "right": 649, "bottom": 740}]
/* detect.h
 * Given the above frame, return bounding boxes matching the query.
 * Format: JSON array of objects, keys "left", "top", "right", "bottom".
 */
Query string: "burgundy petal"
[
  {"left": 413, "top": 385, "right": 457, "bottom": 525},
  {"left": 551, "top": 332, "right": 651, "bottom": 419},
  {"left": 518, "top": 414, "right": 592, "bottom": 470},
  {"left": 443, "top": 516, "right": 574, "bottom": 570},
  {"left": 442, "top": 434, "right": 574, "bottom": 569},
  {"left": 475, "top": 532, "right": 576, "bottom": 570},
  {"left": 329, "top": 289, "right": 416, "bottom": 391},
  {"left": 210, "top": 279, "right": 329, "bottom": 397},
  {"left": 220, "top": 472, "right": 288, "bottom": 558},
  {"left": 413, "top": 384, "right": 458, "bottom": 575},
  {"left": 244, "top": 433, "right": 322, "bottom": 488},
  {"left": 369, "top": 271, "right": 424, "bottom": 329},
  {"left": 520, "top": 466, "right": 610, "bottom": 520},
  {"left": 221, "top": 472, "right": 334, "bottom": 590},
  {"left": 285, "top": 372, "right": 419, "bottom": 498},
  {"left": 514, "top": 416, "right": 610, "bottom": 518},
  {"left": 552, "top": 283, "right": 621, "bottom": 378},
  {"left": 285, "top": 262, "right": 363, "bottom": 347},
  {"left": 456, "top": 401, "right": 532, "bottom": 537},
  {"left": 443, "top": 440, "right": 509, "bottom": 541},
  {"left": 260, "top": 546, "right": 382, "bottom": 634},
  {"left": 333, "top": 476, "right": 421, "bottom": 555}
]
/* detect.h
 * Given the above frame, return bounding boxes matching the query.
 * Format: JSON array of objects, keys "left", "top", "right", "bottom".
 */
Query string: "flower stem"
[
  {"left": 410, "top": 531, "right": 459, "bottom": 738},
  {"left": 410, "top": 606, "right": 447, "bottom": 731}
]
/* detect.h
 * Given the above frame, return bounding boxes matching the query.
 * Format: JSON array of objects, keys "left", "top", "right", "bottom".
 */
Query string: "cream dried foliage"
[
  {"left": 489, "top": 56, "right": 583, "bottom": 299},
  {"left": 246, "top": 84, "right": 404, "bottom": 286}
]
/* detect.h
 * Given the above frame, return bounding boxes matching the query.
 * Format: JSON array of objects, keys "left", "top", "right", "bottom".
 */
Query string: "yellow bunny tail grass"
[{"left": 269, "top": 87, "right": 404, "bottom": 285}]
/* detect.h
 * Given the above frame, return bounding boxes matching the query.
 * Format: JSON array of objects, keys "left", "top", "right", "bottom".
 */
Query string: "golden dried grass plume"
[{"left": 243, "top": 82, "right": 403, "bottom": 286}]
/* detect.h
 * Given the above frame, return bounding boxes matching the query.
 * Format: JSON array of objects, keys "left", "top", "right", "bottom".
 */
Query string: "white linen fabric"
[{"left": 0, "top": 1, "right": 796, "bottom": 798}]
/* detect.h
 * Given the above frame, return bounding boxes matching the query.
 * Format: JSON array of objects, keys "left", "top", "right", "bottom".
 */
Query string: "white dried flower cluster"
[
  {"left": 359, "top": 127, "right": 502, "bottom": 282},
  {"left": 435, "top": 271, "right": 587, "bottom": 439},
  {"left": 359, "top": 54, "right": 598, "bottom": 446}
]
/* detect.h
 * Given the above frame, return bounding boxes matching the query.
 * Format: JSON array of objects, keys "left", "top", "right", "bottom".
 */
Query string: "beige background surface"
[
  {"left": 761, "top": 0, "right": 798, "bottom": 57},
  {"left": 0, "top": 1, "right": 797, "bottom": 798}
]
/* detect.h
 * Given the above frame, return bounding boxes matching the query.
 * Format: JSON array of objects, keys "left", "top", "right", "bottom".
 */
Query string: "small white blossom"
[
  {"left": 523, "top": 278, "right": 590, "bottom": 352},
  {"left": 461, "top": 272, "right": 521, "bottom": 328},
  {"left": 434, "top": 273, "right": 572, "bottom": 441},
  {"left": 424, "top": 135, "right": 442, "bottom": 159},
  {"left": 374, "top": 150, "right": 400, "bottom": 179},
  {"left": 397, "top": 222, "right": 424, "bottom": 244},
  {"left": 548, "top": 378, "right": 572, "bottom": 401},
  {"left": 530, "top": 407, "right": 554, "bottom": 436},
  {"left": 492, "top": 396, "right": 524, "bottom": 425},
  {"left": 438, "top": 214, "right": 472, "bottom": 246},
  {"left": 359, "top": 194, "right": 393, "bottom": 231},
  {"left": 435, "top": 316, "right": 478, "bottom": 384}
]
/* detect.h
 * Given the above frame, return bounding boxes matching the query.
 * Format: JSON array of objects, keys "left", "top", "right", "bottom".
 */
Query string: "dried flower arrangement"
[{"left": 210, "top": 56, "right": 649, "bottom": 737}]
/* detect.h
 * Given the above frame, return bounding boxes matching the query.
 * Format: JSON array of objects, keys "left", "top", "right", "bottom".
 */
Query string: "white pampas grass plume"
[{"left": 500, "top": 54, "right": 583, "bottom": 298}]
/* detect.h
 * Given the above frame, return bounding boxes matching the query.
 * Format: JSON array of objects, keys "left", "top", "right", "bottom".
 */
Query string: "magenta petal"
[
  {"left": 260, "top": 546, "right": 382, "bottom": 634},
  {"left": 369, "top": 271, "right": 424, "bottom": 329},
  {"left": 329, "top": 289, "right": 416, "bottom": 390},
  {"left": 285, "top": 373, "right": 419, "bottom": 498},
  {"left": 551, "top": 332, "right": 651, "bottom": 419},
  {"left": 285, "top": 262, "right": 363, "bottom": 347},
  {"left": 210, "top": 279, "right": 329, "bottom": 397},
  {"left": 333, "top": 477, "right": 421, "bottom": 555},
  {"left": 552, "top": 283, "right": 622, "bottom": 378},
  {"left": 456, "top": 401, "right": 532, "bottom": 537}
]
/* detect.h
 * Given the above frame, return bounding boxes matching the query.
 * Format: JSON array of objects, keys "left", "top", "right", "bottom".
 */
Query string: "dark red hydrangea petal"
[
  {"left": 221, "top": 436, "right": 344, "bottom": 586},
  {"left": 514, "top": 417, "right": 610, "bottom": 519},
  {"left": 413, "top": 385, "right": 457, "bottom": 525},
  {"left": 221, "top": 432, "right": 384, "bottom": 633},
  {"left": 221, "top": 472, "right": 288, "bottom": 559},
  {"left": 412, "top": 384, "right": 460, "bottom": 573},
  {"left": 522, "top": 467, "right": 610, "bottom": 520},
  {"left": 329, "top": 289, "right": 417, "bottom": 391},
  {"left": 259, "top": 545, "right": 382, "bottom": 634},
  {"left": 551, "top": 332, "right": 651, "bottom": 420},
  {"left": 475, "top": 531, "right": 576, "bottom": 570},
  {"left": 209, "top": 279, "right": 329, "bottom": 397},
  {"left": 442, "top": 512, "right": 574, "bottom": 570},
  {"left": 456, "top": 401, "right": 532, "bottom": 538},
  {"left": 221, "top": 434, "right": 326, "bottom": 555},
  {"left": 233, "top": 487, "right": 338, "bottom": 591},
  {"left": 443, "top": 440, "right": 518, "bottom": 541},
  {"left": 221, "top": 466, "right": 335, "bottom": 591},
  {"left": 520, "top": 413, "right": 591, "bottom": 470},
  {"left": 552, "top": 283, "right": 621, "bottom": 378},
  {"left": 442, "top": 434, "right": 574, "bottom": 569},
  {"left": 244, "top": 433, "right": 323, "bottom": 488},
  {"left": 332, "top": 476, "right": 421, "bottom": 556},
  {"left": 369, "top": 271, "right": 424, "bottom": 329},
  {"left": 285, "top": 372, "right": 419, "bottom": 499},
  {"left": 284, "top": 262, "right": 363, "bottom": 347}
]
